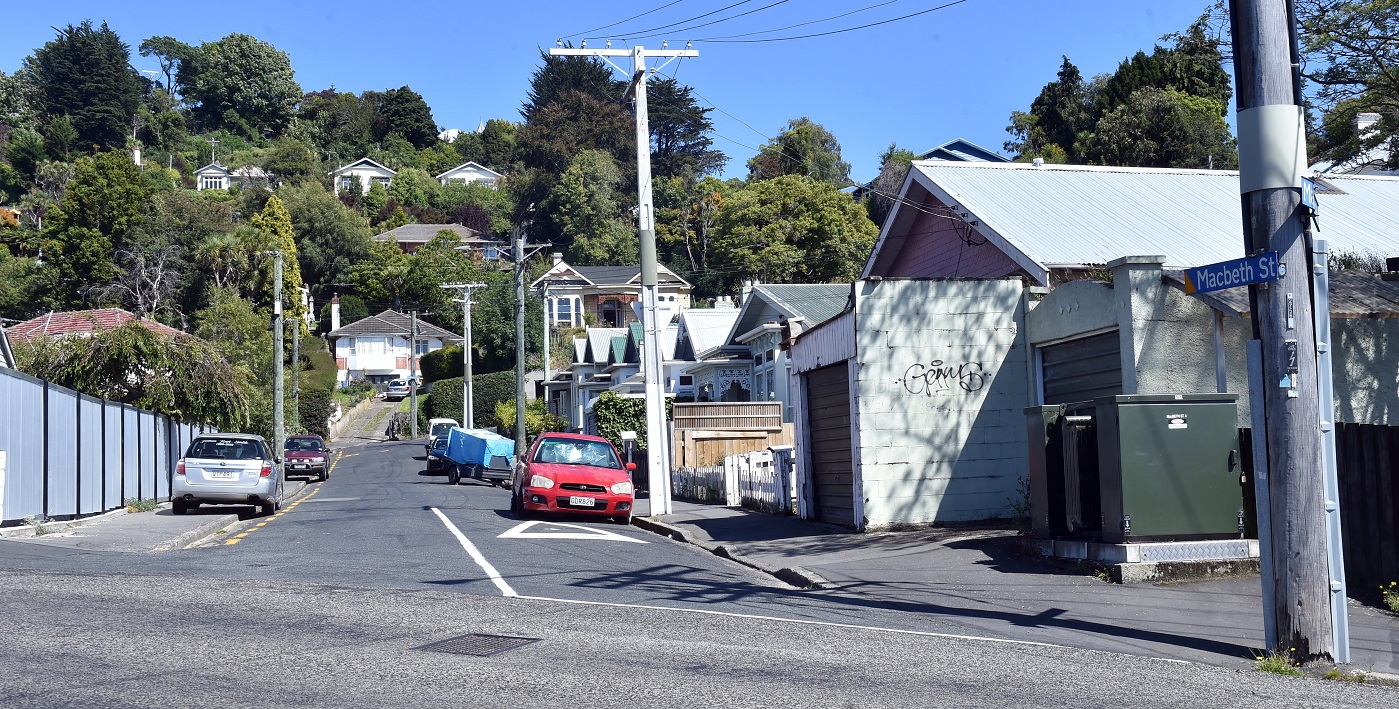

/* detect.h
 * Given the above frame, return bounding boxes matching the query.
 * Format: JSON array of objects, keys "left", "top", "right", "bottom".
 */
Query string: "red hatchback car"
[{"left": 511, "top": 433, "right": 636, "bottom": 524}]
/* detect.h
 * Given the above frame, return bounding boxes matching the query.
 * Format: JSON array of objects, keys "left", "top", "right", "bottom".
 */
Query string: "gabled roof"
[
  {"left": 584, "top": 328, "right": 625, "bottom": 363},
  {"left": 674, "top": 308, "right": 743, "bottom": 361},
  {"left": 327, "top": 157, "right": 396, "bottom": 177},
  {"left": 435, "top": 161, "right": 504, "bottom": 181},
  {"left": 727, "top": 284, "right": 851, "bottom": 346},
  {"left": 864, "top": 161, "right": 1399, "bottom": 284},
  {"left": 0, "top": 324, "right": 15, "bottom": 368},
  {"left": 916, "top": 138, "right": 1009, "bottom": 163},
  {"left": 373, "top": 223, "right": 493, "bottom": 245},
  {"left": 326, "top": 310, "right": 461, "bottom": 342},
  {"left": 193, "top": 162, "right": 229, "bottom": 176},
  {"left": 8, "top": 308, "right": 186, "bottom": 343},
  {"left": 531, "top": 260, "right": 692, "bottom": 289},
  {"left": 572, "top": 337, "right": 587, "bottom": 364}
]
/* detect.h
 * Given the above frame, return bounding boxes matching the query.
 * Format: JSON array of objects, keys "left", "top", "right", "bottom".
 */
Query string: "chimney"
[
  {"left": 1355, "top": 112, "right": 1381, "bottom": 139},
  {"left": 1032, "top": 157, "right": 1044, "bottom": 167},
  {"left": 552, "top": 252, "right": 563, "bottom": 267},
  {"left": 330, "top": 294, "right": 341, "bottom": 332},
  {"left": 740, "top": 280, "right": 753, "bottom": 305},
  {"left": 133, "top": 146, "right": 142, "bottom": 166}
]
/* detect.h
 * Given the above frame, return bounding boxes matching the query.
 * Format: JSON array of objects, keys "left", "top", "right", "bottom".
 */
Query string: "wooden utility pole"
[
  {"left": 551, "top": 41, "right": 697, "bottom": 515},
  {"left": 1229, "top": 0, "right": 1333, "bottom": 662}
]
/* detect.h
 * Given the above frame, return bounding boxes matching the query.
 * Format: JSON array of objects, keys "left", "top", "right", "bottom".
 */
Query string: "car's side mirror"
[{"left": 625, "top": 462, "right": 637, "bottom": 472}]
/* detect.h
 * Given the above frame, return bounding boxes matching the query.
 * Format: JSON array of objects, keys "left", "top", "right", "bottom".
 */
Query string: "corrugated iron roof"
[
  {"left": 755, "top": 284, "right": 851, "bottom": 327},
  {"left": 901, "top": 162, "right": 1399, "bottom": 277},
  {"left": 678, "top": 309, "right": 740, "bottom": 359},
  {"left": 1163, "top": 270, "right": 1399, "bottom": 317},
  {"left": 586, "top": 328, "right": 624, "bottom": 363}
]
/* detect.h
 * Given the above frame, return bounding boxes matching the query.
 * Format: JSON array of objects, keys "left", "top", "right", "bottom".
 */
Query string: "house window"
[
  {"left": 201, "top": 176, "right": 222, "bottom": 190},
  {"left": 339, "top": 176, "right": 354, "bottom": 192},
  {"left": 679, "top": 375, "right": 693, "bottom": 386},
  {"left": 374, "top": 177, "right": 391, "bottom": 188},
  {"left": 415, "top": 340, "right": 430, "bottom": 355},
  {"left": 483, "top": 246, "right": 500, "bottom": 261},
  {"left": 557, "top": 297, "right": 572, "bottom": 324},
  {"left": 601, "top": 299, "right": 621, "bottom": 327}
]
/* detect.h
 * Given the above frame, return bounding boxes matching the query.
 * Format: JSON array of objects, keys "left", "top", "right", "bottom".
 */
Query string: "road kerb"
[
  {"left": 155, "top": 513, "right": 240, "bottom": 551},
  {"left": 631, "top": 516, "right": 830, "bottom": 589}
]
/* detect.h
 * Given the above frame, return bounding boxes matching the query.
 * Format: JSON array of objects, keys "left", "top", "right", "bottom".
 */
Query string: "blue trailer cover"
[{"left": 445, "top": 428, "right": 515, "bottom": 469}]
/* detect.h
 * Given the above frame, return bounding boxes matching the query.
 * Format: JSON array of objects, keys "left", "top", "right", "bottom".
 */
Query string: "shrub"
[
  {"left": 420, "top": 345, "right": 465, "bottom": 382},
  {"left": 298, "top": 385, "right": 333, "bottom": 438},
  {"left": 420, "top": 370, "right": 516, "bottom": 429},
  {"left": 494, "top": 399, "right": 567, "bottom": 440},
  {"left": 592, "top": 390, "right": 669, "bottom": 450},
  {"left": 301, "top": 336, "right": 337, "bottom": 391},
  {"left": 1384, "top": 581, "right": 1398, "bottom": 613}
]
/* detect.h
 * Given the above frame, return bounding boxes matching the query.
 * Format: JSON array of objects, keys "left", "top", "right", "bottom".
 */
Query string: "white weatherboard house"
[
  {"left": 193, "top": 163, "right": 272, "bottom": 191},
  {"left": 435, "top": 161, "right": 504, "bottom": 188},
  {"left": 325, "top": 308, "right": 461, "bottom": 386},
  {"left": 790, "top": 160, "right": 1399, "bottom": 530},
  {"left": 329, "top": 157, "right": 395, "bottom": 196}
]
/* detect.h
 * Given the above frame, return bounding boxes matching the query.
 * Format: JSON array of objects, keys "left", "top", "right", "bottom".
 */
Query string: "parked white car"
[{"left": 173, "top": 433, "right": 284, "bottom": 517}]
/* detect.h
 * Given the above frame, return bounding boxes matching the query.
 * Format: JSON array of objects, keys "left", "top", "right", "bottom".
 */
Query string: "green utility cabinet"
[{"left": 1093, "top": 394, "right": 1242, "bottom": 544}]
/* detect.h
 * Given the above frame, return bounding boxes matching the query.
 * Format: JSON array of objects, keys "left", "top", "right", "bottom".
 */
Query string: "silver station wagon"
[{"left": 173, "top": 433, "right": 285, "bottom": 516}]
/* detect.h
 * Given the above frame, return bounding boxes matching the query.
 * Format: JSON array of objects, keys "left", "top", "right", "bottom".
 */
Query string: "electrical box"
[{"left": 1093, "top": 394, "right": 1242, "bottom": 544}]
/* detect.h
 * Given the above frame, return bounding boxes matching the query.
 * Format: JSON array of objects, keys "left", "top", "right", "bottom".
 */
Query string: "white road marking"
[
  {"left": 430, "top": 507, "right": 517, "bottom": 597},
  {"left": 513, "top": 594, "right": 1075, "bottom": 651},
  {"left": 498, "top": 521, "right": 648, "bottom": 543}
]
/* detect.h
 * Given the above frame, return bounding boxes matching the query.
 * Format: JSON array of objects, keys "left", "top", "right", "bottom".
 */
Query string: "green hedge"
[
  {"left": 298, "top": 386, "right": 332, "bottom": 438},
  {"left": 420, "top": 345, "right": 464, "bottom": 383},
  {"left": 420, "top": 370, "right": 516, "bottom": 430}
]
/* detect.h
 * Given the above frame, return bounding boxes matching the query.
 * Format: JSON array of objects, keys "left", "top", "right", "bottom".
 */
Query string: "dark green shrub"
[
  {"left": 420, "top": 345, "right": 465, "bottom": 382},
  {"left": 301, "top": 336, "right": 337, "bottom": 391},
  {"left": 420, "top": 370, "right": 516, "bottom": 429},
  {"left": 298, "top": 385, "right": 332, "bottom": 438}
]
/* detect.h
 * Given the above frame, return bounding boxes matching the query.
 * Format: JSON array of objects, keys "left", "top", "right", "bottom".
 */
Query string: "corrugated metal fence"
[{"left": 0, "top": 367, "right": 216, "bottom": 525}]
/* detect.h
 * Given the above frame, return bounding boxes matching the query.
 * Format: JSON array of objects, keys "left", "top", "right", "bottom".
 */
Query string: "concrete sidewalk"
[
  {"left": 0, "top": 479, "right": 311, "bottom": 552},
  {"left": 633, "top": 498, "right": 1399, "bottom": 676}
]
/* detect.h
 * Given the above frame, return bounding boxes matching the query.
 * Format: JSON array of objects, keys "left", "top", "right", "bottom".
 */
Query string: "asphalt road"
[{"left": 0, "top": 439, "right": 1394, "bottom": 707}]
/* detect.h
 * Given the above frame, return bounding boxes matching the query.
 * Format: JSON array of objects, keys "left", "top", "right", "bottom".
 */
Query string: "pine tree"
[
  {"left": 26, "top": 21, "right": 142, "bottom": 152},
  {"left": 251, "top": 194, "right": 307, "bottom": 325}
]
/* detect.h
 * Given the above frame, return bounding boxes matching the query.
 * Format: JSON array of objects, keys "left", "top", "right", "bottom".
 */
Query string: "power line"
[
  {"left": 693, "top": 0, "right": 971, "bottom": 43},
  {"left": 588, "top": 0, "right": 760, "bottom": 40},
  {"left": 617, "top": 0, "right": 792, "bottom": 41},
  {"left": 564, "top": 0, "right": 690, "bottom": 39},
  {"left": 686, "top": 0, "right": 901, "bottom": 41}
]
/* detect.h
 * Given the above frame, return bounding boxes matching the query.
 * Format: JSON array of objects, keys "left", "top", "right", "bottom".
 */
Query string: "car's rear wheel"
[
  {"left": 447, "top": 466, "right": 460, "bottom": 485},
  {"left": 260, "top": 500, "right": 275, "bottom": 517},
  {"left": 171, "top": 498, "right": 188, "bottom": 515}
]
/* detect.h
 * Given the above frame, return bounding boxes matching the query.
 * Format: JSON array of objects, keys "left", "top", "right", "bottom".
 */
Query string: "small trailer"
[{"left": 443, "top": 428, "right": 516, "bottom": 486}]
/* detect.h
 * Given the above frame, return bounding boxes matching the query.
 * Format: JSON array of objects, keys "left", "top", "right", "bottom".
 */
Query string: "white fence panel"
[
  {"left": 103, "top": 403, "right": 123, "bottom": 509},
  {"left": 46, "top": 385, "right": 79, "bottom": 518},
  {"left": 78, "top": 394, "right": 104, "bottom": 515}
]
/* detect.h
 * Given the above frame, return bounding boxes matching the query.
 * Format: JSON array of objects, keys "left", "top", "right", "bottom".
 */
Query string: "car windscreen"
[
  {"left": 285, "top": 438, "right": 324, "bottom": 451},
  {"left": 188, "top": 438, "right": 264, "bottom": 460},
  {"left": 430, "top": 423, "right": 455, "bottom": 437},
  {"left": 532, "top": 439, "right": 622, "bottom": 469}
]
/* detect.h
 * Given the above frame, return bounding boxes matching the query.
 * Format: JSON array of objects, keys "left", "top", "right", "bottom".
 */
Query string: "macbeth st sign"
[{"left": 1183, "top": 252, "right": 1281, "bottom": 295}]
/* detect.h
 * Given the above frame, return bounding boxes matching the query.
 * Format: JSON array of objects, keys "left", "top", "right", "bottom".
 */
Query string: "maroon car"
[{"left": 284, "top": 435, "right": 331, "bottom": 481}]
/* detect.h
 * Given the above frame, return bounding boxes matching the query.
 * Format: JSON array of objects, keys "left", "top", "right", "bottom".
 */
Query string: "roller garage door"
[
  {"left": 1040, "top": 331, "right": 1123, "bottom": 405},
  {"left": 804, "top": 364, "right": 856, "bottom": 526}
]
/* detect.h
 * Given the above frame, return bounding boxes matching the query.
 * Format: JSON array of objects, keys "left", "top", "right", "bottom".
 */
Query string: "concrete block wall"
[{"left": 851, "top": 279, "right": 1030, "bottom": 527}]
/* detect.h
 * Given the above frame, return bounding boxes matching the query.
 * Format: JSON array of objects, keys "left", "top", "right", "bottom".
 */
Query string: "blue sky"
[{"left": 3, "top": 1, "right": 1218, "bottom": 182}]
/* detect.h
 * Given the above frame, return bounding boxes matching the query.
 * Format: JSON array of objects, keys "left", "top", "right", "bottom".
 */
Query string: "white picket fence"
[{"left": 672, "top": 445, "right": 796, "bottom": 515}]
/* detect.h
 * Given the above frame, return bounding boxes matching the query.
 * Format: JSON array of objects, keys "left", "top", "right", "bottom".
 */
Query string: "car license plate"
[
  {"left": 568, "top": 496, "right": 596, "bottom": 507},
  {"left": 207, "top": 470, "right": 238, "bottom": 480},
  {"left": 293, "top": 463, "right": 307, "bottom": 468}
]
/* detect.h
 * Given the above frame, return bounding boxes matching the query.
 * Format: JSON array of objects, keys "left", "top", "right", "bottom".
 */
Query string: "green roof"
[{"left": 755, "top": 284, "right": 850, "bottom": 326}]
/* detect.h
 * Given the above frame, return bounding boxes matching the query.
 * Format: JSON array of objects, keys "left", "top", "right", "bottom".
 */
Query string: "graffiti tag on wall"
[{"left": 900, "top": 360, "right": 987, "bottom": 395}]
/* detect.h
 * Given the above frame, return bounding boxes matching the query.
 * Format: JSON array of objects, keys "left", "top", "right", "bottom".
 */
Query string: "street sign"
[
  {"left": 1301, "top": 176, "right": 1319, "bottom": 213},
  {"left": 1183, "top": 252, "right": 1280, "bottom": 295}
]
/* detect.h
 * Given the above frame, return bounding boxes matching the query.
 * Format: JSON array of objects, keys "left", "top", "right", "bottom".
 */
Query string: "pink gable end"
[{"left": 883, "top": 196, "right": 1022, "bottom": 279}]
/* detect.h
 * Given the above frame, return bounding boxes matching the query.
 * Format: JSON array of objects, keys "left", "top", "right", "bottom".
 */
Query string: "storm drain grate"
[{"left": 413, "top": 633, "right": 541, "bottom": 657}]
